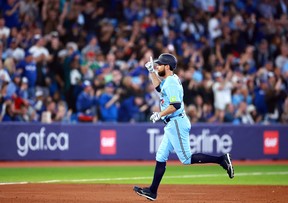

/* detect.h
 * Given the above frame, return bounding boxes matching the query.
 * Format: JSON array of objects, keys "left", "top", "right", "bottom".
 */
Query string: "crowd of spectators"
[{"left": 0, "top": 0, "right": 288, "bottom": 124}]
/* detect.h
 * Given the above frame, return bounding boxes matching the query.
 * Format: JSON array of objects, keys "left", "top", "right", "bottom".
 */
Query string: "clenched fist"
[{"left": 150, "top": 112, "right": 161, "bottom": 123}]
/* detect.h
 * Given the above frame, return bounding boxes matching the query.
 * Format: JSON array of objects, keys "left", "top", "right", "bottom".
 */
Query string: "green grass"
[{"left": 0, "top": 165, "right": 288, "bottom": 185}]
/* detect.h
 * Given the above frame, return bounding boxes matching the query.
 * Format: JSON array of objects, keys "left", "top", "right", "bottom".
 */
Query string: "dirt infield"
[
  {"left": 1, "top": 184, "right": 288, "bottom": 203},
  {"left": 1, "top": 160, "right": 288, "bottom": 203}
]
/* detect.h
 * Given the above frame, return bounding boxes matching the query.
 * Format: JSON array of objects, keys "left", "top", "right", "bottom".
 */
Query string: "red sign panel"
[
  {"left": 263, "top": 131, "right": 279, "bottom": 155},
  {"left": 100, "top": 130, "right": 116, "bottom": 155}
]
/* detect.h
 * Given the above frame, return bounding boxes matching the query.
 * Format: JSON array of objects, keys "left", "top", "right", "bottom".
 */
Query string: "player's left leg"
[
  {"left": 167, "top": 117, "right": 234, "bottom": 178},
  {"left": 166, "top": 116, "right": 192, "bottom": 164},
  {"left": 191, "top": 153, "right": 234, "bottom": 178}
]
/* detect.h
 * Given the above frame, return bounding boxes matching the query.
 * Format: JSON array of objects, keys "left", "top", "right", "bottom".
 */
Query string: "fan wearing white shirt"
[
  {"left": 28, "top": 34, "right": 52, "bottom": 63},
  {"left": 0, "top": 17, "right": 10, "bottom": 40},
  {"left": 0, "top": 60, "right": 11, "bottom": 89},
  {"left": 212, "top": 71, "right": 234, "bottom": 112}
]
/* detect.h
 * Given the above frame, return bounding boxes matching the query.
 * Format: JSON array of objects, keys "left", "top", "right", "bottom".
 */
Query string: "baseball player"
[{"left": 133, "top": 53, "right": 234, "bottom": 201}]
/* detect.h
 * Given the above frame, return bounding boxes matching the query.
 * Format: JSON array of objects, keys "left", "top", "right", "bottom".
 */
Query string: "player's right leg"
[
  {"left": 134, "top": 135, "right": 172, "bottom": 201},
  {"left": 133, "top": 186, "right": 157, "bottom": 201}
]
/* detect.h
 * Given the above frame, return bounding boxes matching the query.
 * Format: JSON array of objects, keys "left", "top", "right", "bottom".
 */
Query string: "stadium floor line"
[{"left": 1, "top": 171, "right": 288, "bottom": 185}]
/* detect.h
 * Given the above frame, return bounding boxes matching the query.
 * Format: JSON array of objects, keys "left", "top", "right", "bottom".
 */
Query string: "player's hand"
[
  {"left": 145, "top": 56, "right": 155, "bottom": 73},
  {"left": 150, "top": 112, "right": 160, "bottom": 123}
]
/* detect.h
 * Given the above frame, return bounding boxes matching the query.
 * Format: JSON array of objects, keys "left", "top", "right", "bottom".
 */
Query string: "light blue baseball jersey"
[
  {"left": 156, "top": 74, "right": 192, "bottom": 164},
  {"left": 159, "top": 74, "right": 184, "bottom": 119}
]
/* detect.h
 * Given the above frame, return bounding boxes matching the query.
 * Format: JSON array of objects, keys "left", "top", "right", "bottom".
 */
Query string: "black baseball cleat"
[
  {"left": 133, "top": 186, "right": 157, "bottom": 201},
  {"left": 220, "top": 153, "right": 234, "bottom": 179}
]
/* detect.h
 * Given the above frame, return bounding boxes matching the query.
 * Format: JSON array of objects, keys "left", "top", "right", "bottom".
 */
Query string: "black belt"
[{"left": 163, "top": 113, "right": 184, "bottom": 124}]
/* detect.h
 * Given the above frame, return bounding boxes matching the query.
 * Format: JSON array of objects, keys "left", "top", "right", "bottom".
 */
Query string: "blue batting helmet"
[{"left": 154, "top": 53, "right": 177, "bottom": 70}]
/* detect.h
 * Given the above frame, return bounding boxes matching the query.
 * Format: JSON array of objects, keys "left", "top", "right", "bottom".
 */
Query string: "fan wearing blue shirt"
[
  {"left": 98, "top": 82, "right": 118, "bottom": 122},
  {"left": 16, "top": 51, "right": 37, "bottom": 99},
  {"left": 76, "top": 80, "right": 98, "bottom": 118}
]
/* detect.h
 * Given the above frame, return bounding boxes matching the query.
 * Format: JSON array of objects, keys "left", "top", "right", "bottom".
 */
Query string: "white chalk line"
[{"left": 1, "top": 171, "right": 288, "bottom": 185}]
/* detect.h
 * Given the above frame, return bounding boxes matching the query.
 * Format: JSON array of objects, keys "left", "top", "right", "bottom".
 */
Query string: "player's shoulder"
[
  {"left": 162, "top": 75, "right": 181, "bottom": 90},
  {"left": 166, "top": 74, "right": 181, "bottom": 85},
  {"left": 166, "top": 74, "right": 178, "bottom": 82}
]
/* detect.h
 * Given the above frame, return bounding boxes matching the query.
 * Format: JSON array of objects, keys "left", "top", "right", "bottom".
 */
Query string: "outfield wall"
[{"left": 0, "top": 123, "right": 287, "bottom": 161}]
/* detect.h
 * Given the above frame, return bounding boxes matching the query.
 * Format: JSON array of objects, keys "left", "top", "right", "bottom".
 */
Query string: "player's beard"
[{"left": 158, "top": 69, "right": 165, "bottom": 77}]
